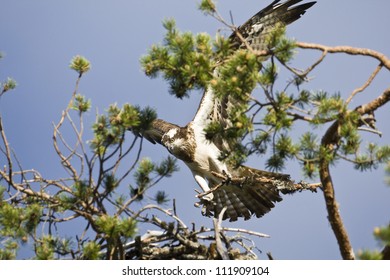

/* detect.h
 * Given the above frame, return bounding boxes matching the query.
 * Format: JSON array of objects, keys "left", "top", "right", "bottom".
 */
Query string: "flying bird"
[{"left": 139, "top": 0, "right": 316, "bottom": 221}]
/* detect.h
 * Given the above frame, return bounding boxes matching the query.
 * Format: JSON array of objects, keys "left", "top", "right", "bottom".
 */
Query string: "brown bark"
[
  {"left": 320, "top": 121, "right": 355, "bottom": 260},
  {"left": 356, "top": 87, "right": 390, "bottom": 114},
  {"left": 296, "top": 42, "right": 390, "bottom": 260},
  {"left": 318, "top": 87, "right": 390, "bottom": 259},
  {"left": 296, "top": 42, "right": 390, "bottom": 71}
]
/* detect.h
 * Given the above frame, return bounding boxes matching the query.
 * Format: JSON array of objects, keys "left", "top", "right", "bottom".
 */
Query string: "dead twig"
[
  {"left": 346, "top": 63, "right": 383, "bottom": 105},
  {"left": 213, "top": 207, "right": 229, "bottom": 260}
]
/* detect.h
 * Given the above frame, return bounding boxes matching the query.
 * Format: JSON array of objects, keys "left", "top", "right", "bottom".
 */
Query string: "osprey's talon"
[
  {"left": 197, "top": 192, "right": 213, "bottom": 202},
  {"left": 239, "top": 176, "right": 250, "bottom": 188},
  {"left": 222, "top": 170, "right": 232, "bottom": 184},
  {"left": 195, "top": 196, "right": 216, "bottom": 212}
]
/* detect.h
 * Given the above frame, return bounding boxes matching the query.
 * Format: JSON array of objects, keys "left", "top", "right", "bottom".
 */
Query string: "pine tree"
[{"left": 1, "top": 1, "right": 390, "bottom": 259}]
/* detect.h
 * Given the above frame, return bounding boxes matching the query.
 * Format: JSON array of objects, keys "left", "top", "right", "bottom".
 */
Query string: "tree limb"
[
  {"left": 318, "top": 144, "right": 355, "bottom": 260},
  {"left": 318, "top": 87, "right": 390, "bottom": 260},
  {"left": 297, "top": 42, "right": 390, "bottom": 71},
  {"left": 356, "top": 87, "right": 390, "bottom": 115},
  {"left": 346, "top": 63, "right": 383, "bottom": 105}
]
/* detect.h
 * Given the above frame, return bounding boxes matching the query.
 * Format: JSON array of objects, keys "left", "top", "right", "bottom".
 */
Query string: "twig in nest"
[
  {"left": 213, "top": 207, "right": 229, "bottom": 260},
  {"left": 221, "top": 227, "right": 270, "bottom": 238}
]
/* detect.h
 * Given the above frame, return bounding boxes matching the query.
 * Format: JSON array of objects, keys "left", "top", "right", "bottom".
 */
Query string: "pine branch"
[
  {"left": 316, "top": 88, "right": 390, "bottom": 260},
  {"left": 294, "top": 41, "right": 390, "bottom": 260}
]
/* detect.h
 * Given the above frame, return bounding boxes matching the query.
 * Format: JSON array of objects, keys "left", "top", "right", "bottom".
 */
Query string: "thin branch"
[
  {"left": 346, "top": 63, "right": 383, "bottom": 105},
  {"left": 104, "top": 135, "right": 139, "bottom": 179},
  {"left": 301, "top": 49, "right": 328, "bottom": 76},
  {"left": 221, "top": 227, "right": 270, "bottom": 239},
  {"left": 52, "top": 76, "right": 82, "bottom": 179},
  {"left": 64, "top": 112, "right": 86, "bottom": 175},
  {"left": 132, "top": 204, "right": 188, "bottom": 230},
  {"left": 51, "top": 213, "right": 80, "bottom": 223},
  {"left": 357, "top": 126, "right": 382, "bottom": 137},
  {"left": 52, "top": 122, "right": 82, "bottom": 178},
  {"left": 286, "top": 111, "right": 313, "bottom": 122},
  {"left": 213, "top": 207, "right": 229, "bottom": 260},
  {"left": 296, "top": 42, "right": 390, "bottom": 71},
  {"left": 0, "top": 116, "right": 13, "bottom": 188},
  {"left": 227, "top": 236, "right": 257, "bottom": 259}
]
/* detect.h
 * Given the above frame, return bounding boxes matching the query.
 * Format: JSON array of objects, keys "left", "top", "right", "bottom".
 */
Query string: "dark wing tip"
[
  {"left": 257, "top": 0, "right": 317, "bottom": 26},
  {"left": 284, "top": 1, "right": 317, "bottom": 24},
  {"left": 230, "top": 0, "right": 316, "bottom": 51}
]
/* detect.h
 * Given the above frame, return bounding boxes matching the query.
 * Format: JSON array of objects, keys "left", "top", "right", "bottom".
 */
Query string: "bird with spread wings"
[{"left": 138, "top": 0, "right": 316, "bottom": 221}]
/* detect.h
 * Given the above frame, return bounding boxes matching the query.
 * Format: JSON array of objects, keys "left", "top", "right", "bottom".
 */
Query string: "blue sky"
[{"left": 1, "top": 0, "right": 389, "bottom": 259}]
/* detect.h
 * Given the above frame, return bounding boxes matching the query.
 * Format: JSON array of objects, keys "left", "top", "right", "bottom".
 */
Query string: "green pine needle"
[{"left": 69, "top": 55, "right": 91, "bottom": 76}]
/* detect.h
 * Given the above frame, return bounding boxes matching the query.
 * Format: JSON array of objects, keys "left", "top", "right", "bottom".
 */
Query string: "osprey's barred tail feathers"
[
  {"left": 230, "top": 0, "right": 316, "bottom": 52},
  {"left": 201, "top": 166, "right": 293, "bottom": 221},
  {"left": 206, "top": 184, "right": 281, "bottom": 221}
]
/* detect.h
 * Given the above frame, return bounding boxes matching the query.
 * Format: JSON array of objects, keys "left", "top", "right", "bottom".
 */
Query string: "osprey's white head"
[
  {"left": 161, "top": 127, "right": 196, "bottom": 163},
  {"left": 162, "top": 128, "right": 184, "bottom": 155},
  {"left": 162, "top": 128, "right": 180, "bottom": 150}
]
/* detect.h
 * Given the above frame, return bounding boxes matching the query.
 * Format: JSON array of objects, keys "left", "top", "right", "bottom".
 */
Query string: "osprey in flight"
[{"left": 140, "top": 0, "right": 316, "bottom": 221}]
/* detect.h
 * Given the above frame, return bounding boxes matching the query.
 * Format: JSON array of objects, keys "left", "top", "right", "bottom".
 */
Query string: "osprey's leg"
[
  {"left": 222, "top": 170, "right": 232, "bottom": 184},
  {"left": 193, "top": 174, "right": 213, "bottom": 201}
]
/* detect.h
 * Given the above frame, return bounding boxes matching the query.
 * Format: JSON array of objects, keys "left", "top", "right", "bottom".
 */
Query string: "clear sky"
[{"left": 1, "top": 0, "right": 389, "bottom": 259}]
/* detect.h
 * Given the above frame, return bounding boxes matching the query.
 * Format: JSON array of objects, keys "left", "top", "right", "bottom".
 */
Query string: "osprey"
[{"left": 140, "top": 0, "right": 316, "bottom": 221}]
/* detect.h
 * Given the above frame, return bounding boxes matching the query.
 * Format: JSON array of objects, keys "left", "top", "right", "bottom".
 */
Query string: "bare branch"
[
  {"left": 297, "top": 42, "right": 390, "bottom": 70},
  {"left": 356, "top": 87, "right": 390, "bottom": 115},
  {"left": 0, "top": 117, "right": 13, "bottom": 188},
  {"left": 52, "top": 76, "right": 83, "bottom": 179},
  {"left": 221, "top": 227, "right": 270, "bottom": 239},
  {"left": 134, "top": 204, "right": 188, "bottom": 230},
  {"left": 213, "top": 207, "right": 229, "bottom": 260},
  {"left": 346, "top": 63, "right": 383, "bottom": 105}
]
